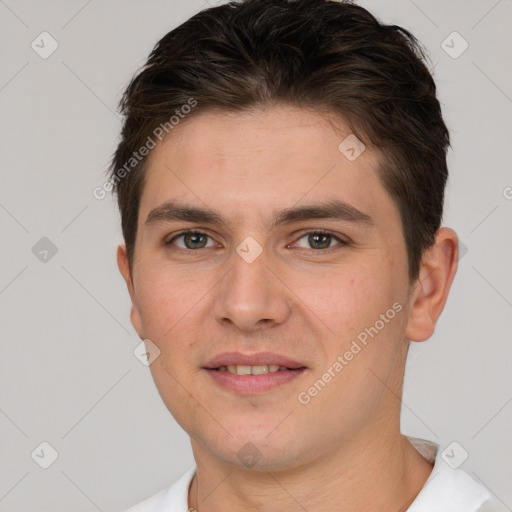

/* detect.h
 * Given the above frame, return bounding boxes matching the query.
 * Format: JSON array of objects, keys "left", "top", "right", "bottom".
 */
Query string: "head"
[{"left": 112, "top": 0, "right": 458, "bottom": 471}]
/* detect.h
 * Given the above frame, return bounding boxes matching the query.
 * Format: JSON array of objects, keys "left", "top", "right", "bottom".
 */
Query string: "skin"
[{"left": 117, "top": 105, "right": 459, "bottom": 511}]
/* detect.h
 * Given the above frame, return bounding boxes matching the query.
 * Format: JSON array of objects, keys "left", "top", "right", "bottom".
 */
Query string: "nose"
[{"left": 212, "top": 247, "right": 291, "bottom": 332}]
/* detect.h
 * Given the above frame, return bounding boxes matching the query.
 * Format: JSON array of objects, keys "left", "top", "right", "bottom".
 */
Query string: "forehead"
[{"left": 139, "top": 105, "right": 396, "bottom": 228}]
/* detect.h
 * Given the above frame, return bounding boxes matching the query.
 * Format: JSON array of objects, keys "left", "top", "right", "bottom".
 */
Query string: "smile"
[{"left": 216, "top": 364, "right": 290, "bottom": 375}]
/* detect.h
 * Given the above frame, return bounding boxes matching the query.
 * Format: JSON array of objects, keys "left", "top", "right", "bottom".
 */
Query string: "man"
[{"left": 110, "top": 0, "right": 505, "bottom": 510}]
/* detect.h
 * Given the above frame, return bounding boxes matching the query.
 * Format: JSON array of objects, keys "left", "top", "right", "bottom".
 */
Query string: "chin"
[
  {"left": 192, "top": 419, "right": 311, "bottom": 471},
  {"left": 207, "top": 441, "right": 305, "bottom": 472}
]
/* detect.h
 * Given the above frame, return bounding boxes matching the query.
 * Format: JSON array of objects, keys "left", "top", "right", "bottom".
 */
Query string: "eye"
[
  {"left": 165, "top": 229, "right": 346, "bottom": 253},
  {"left": 293, "top": 230, "right": 345, "bottom": 250},
  {"left": 167, "top": 230, "right": 216, "bottom": 250}
]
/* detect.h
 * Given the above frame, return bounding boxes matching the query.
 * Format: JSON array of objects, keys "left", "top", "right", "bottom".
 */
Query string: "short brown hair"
[{"left": 108, "top": 0, "right": 450, "bottom": 280}]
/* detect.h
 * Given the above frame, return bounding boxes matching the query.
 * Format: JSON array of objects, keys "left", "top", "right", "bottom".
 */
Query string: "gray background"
[{"left": 0, "top": 0, "right": 511, "bottom": 510}]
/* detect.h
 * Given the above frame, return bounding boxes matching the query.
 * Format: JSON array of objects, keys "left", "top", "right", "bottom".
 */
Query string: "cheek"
[
  {"left": 288, "top": 260, "right": 400, "bottom": 341},
  {"left": 135, "top": 263, "right": 203, "bottom": 333},
  {"left": 294, "top": 260, "right": 407, "bottom": 383},
  {"left": 134, "top": 263, "right": 220, "bottom": 386}
]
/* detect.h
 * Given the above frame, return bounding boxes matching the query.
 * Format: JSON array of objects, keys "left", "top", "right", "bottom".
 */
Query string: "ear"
[
  {"left": 405, "top": 227, "right": 459, "bottom": 342},
  {"left": 117, "top": 243, "right": 143, "bottom": 338}
]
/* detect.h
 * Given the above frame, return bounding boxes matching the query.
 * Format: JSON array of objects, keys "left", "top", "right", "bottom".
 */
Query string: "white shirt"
[{"left": 124, "top": 437, "right": 507, "bottom": 511}]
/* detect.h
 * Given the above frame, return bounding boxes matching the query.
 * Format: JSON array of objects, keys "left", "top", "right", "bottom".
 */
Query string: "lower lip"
[{"left": 204, "top": 368, "right": 306, "bottom": 393}]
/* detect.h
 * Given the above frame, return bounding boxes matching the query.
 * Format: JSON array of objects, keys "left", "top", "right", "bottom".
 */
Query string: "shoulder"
[
  {"left": 122, "top": 467, "right": 196, "bottom": 512},
  {"left": 406, "top": 437, "right": 506, "bottom": 512}
]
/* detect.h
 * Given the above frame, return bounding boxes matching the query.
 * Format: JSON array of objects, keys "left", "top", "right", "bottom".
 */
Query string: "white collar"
[{"left": 405, "top": 436, "right": 493, "bottom": 511}]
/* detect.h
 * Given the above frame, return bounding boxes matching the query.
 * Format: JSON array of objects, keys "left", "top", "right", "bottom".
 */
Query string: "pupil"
[
  {"left": 310, "top": 233, "right": 331, "bottom": 249},
  {"left": 185, "top": 233, "right": 207, "bottom": 249}
]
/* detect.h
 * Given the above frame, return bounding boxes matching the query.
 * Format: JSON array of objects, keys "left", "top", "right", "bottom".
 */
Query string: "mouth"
[
  {"left": 211, "top": 363, "right": 306, "bottom": 374},
  {"left": 203, "top": 351, "right": 306, "bottom": 370},
  {"left": 203, "top": 352, "right": 307, "bottom": 394}
]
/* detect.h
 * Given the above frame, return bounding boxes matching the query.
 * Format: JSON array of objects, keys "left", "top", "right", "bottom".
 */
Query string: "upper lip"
[{"left": 203, "top": 351, "right": 306, "bottom": 369}]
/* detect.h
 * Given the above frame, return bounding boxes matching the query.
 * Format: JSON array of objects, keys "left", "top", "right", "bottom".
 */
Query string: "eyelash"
[{"left": 165, "top": 229, "right": 347, "bottom": 253}]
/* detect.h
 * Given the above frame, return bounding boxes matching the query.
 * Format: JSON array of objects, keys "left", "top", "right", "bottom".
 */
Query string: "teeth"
[
  {"left": 219, "top": 364, "right": 284, "bottom": 375},
  {"left": 233, "top": 365, "right": 251, "bottom": 375},
  {"left": 251, "top": 365, "right": 268, "bottom": 375}
]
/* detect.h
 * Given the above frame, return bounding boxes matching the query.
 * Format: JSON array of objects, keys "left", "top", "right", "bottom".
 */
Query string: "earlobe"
[
  {"left": 116, "top": 244, "right": 143, "bottom": 338},
  {"left": 405, "top": 228, "right": 459, "bottom": 342}
]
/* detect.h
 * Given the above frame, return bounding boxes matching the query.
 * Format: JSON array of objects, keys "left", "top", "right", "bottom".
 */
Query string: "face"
[{"left": 119, "top": 105, "right": 421, "bottom": 471}]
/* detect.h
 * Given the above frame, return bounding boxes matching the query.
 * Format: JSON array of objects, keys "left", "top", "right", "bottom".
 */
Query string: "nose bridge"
[{"left": 213, "top": 239, "right": 290, "bottom": 330}]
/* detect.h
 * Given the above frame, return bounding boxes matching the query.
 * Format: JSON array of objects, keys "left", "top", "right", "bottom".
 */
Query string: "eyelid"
[
  {"left": 166, "top": 229, "right": 218, "bottom": 247},
  {"left": 290, "top": 229, "right": 347, "bottom": 250}
]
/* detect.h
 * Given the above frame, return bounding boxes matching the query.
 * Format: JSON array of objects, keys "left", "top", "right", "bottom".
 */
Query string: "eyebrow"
[{"left": 144, "top": 199, "right": 373, "bottom": 229}]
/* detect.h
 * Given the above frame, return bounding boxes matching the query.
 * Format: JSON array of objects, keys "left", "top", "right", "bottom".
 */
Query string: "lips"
[
  {"left": 203, "top": 351, "right": 306, "bottom": 371},
  {"left": 203, "top": 351, "right": 307, "bottom": 393},
  {"left": 218, "top": 364, "right": 285, "bottom": 375}
]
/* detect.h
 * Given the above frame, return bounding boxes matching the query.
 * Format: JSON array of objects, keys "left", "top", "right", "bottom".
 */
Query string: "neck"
[{"left": 187, "top": 432, "right": 433, "bottom": 512}]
